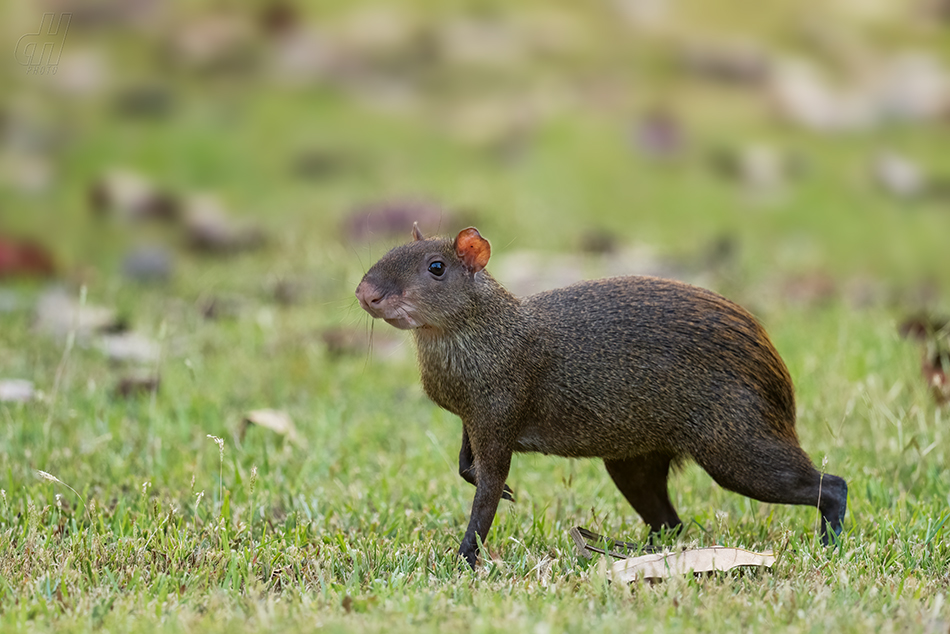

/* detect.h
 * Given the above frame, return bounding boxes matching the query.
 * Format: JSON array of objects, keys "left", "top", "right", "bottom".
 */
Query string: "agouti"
[{"left": 356, "top": 226, "right": 848, "bottom": 569}]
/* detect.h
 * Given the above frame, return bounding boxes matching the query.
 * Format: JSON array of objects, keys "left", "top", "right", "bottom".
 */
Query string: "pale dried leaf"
[
  {"left": 610, "top": 547, "right": 776, "bottom": 583},
  {"left": 98, "top": 332, "right": 161, "bottom": 364},
  {"left": 34, "top": 288, "right": 119, "bottom": 339},
  {"left": 0, "top": 379, "right": 35, "bottom": 403},
  {"left": 242, "top": 409, "right": 305, "bottom": 447}
]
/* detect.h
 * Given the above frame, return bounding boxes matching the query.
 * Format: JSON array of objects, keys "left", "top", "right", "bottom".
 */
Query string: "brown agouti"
[{"left": 355, "top": 226, "right": 848, "bottom": 569}]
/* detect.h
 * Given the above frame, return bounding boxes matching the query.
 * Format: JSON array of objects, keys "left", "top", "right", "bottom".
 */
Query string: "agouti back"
[{"left": 356, "top": 226, "right": 848, "bottom": 568}]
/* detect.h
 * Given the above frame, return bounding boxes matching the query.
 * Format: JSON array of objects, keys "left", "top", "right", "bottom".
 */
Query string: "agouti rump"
[{"left": 355, "top": 226, "right": 847, "bottom": 569}]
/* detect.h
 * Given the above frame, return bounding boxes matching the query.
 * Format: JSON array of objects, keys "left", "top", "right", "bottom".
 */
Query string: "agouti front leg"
[
  {"left": 458, "top": 442, "right": 512, "bottom": 569},
  {"left": 459, "top": 428, "right": 515, "bottom": 502}
]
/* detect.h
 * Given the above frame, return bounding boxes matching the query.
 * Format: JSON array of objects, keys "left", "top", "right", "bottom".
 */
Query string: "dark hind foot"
[
  {"left": 818, "top": 474, "right": 848, "bottom": 545},
  {"left": 694, "top": 440, "right": 848, "bottom": 543}
]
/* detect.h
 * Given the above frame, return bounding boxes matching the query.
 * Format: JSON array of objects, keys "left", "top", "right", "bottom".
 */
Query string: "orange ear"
[
  {"left": 411, "top": 222, "right": 424, "bottom": 241},
  {"left": 454, "top": 227, "right": 491, "bottom": 273}
]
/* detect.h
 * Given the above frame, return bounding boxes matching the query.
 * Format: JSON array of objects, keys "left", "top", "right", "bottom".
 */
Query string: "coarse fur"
[{"left": 356, "top": 226, "right": 848, "bottom": 569}]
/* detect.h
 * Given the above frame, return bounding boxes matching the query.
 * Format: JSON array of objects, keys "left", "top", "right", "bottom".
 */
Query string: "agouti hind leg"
[
  {"left": 604, "top": 454, "right": 683, "bottom": 535},
  {"left": 693, "top": 440, "right": 848, "bottom": 543}
]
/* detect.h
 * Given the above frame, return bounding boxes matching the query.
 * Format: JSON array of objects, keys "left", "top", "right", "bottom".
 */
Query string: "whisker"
[{"left": 364, "top": 317, "right": 375, "bottom": 370}]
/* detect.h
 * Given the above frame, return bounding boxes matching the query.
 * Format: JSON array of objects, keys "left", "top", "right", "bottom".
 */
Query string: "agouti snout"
[{"left": 356, "top": 225, "right": 848, "bottom": 569}]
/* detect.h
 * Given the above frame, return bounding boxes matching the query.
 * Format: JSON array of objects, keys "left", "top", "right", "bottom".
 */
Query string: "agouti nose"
[{"left": 355, "top": 280, "right": 384, "bottom": 312}]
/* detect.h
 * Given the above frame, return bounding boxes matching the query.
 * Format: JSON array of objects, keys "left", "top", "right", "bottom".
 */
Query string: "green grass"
[{"left": 2, "top": 0, "right": 950, "bottom": 631}]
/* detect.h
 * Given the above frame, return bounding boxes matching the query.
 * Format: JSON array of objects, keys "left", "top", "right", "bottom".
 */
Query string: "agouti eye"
[{"left": 428, "top": 261, "right": 445, "bottom": 277}]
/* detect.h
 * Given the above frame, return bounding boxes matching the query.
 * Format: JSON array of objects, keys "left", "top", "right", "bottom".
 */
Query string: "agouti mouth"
[{"left": 383, "top": 315, "right": 422, "bottom": 330}]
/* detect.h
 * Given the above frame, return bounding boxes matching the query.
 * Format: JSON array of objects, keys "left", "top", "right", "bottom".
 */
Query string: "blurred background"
[
  {"left": 1, "top": 0, "right": 949, "bottom": 402},
  {"left": 4, "top": 0, "right": 950, "bottom": 287}
]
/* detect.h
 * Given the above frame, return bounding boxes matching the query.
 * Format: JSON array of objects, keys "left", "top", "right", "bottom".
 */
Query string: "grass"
[{"left": 2, "top": 0, "right": 950, "bottom": 631}]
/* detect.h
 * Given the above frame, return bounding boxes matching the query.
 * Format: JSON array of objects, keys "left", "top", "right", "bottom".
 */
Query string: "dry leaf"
[
  {"left": 342, "top": 199, "right": 466, "bottom": 244},
  {"left": 34, "top": 288, "right": 121, "bottom": 339},
  {"left": 872, "top": 151, "right": 926, "bottom": 199},
  {"left": 98, "top": 332, "right": 161, "bottom": 364},
  {"left": 569, "top": 526, "right": 659, "bottom": 559},
  {"left": 89, "top": 169, "right": 179, "bottom": 222},
  {"left": 0, "top": 379, "right": 35, "bottom": 403},
  {"left": 114, "top": 371, "right": 160, "bottom": 398},
  {"left": 184, "top": 194, "right": 264, "bottom": 254},
  {"left": 0, "top": 236, "right": 56, "bottom": 278},
  {"left": 241, "top": 409, "right": 305, "bottom": 447},
  {"left": 610, "top": 546, "right": 776, "bottom": 583}
]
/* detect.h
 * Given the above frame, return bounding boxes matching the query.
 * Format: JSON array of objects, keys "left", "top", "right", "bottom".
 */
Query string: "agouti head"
[{"left": 355, "top": 225, "right": 493, "bottom": 331}]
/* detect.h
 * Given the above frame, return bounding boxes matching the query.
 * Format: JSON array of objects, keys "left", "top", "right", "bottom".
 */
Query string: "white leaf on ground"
[
  {"left": 98, "top": 332, "right": 161, "bottom": 364},
  {"left": 610, "top": 547, "right": 776, "bottom": 583},
  {"left": 34, "top": 288, "right": 119, "bottom": 339},
  {"left": 0, "top": 379, "right": 35, "bottom": 403},
  {"left": 872, "top": 151, "right": 926, "bottom": 199},
  {"left": 242, "top": 409, "right": 305, "bottom": 447}
]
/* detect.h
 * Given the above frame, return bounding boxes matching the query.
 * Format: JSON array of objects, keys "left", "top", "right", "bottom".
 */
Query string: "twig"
[{"left": 569, "top": 526, "right": 660, "bottom": 559}]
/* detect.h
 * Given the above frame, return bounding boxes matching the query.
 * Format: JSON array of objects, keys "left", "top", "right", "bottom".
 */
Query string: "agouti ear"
[
  {"left": 411, "top": 222, "right": 424, "bottom": 241},
  {"left": 454, "top": 227, "right": 491, "bottom": 273}
]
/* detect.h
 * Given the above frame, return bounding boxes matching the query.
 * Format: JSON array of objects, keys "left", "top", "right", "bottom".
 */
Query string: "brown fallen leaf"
[
  {"left": 781, "top": 272, "right": 838, "bottom": 308},
  {"left": 569, "top": 526, "right": 658, "bottom": 559},
  {"left": 919, "top": 341, "right": 950, "bottom": 407},
  {"left": 342, "top": 199, "right": 465, "bottom": 244},
  {"left": 679, "top": 38, "right": 771, "bottom": 86},
  {"left": 183, "top": 194, "right": 265, "bottom": 254},
  {"left": 291, "top": 148, "right": 361, "bottom": 181},
  {"left": 258, "top": 1, "right": 299, "bottom": 36},
  {"left": 169, "top": 12, "right": 257, "bottom": 74},
  {"left": 89, "top": 169, "right": 179, "bottom": 222},
  {"left": 114, "top": 372, "right": 160, "bottom": 398},
  {"left": 197, "top": 294, "right": 243, "bottom": 320},
  {"left": 0, "top": 236, "right": 56, "bottom": 278},
  {"left": 898, "top": 314, "right": 949, "bottom": 341},
  {"left": 898, "top": 314, "right": 950, "bottom": 406},
  {"left": 633, "top": 107, "right": 686, "bottom": 162},
  {"left": 923, "top": 353, "right": 950, "bottom": 405},
  {"left": 241, "top": 409, "right": 305, "bottom": 447},
  {"left": 610, "top": 546, "right": 776, "bottom": 583}
]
